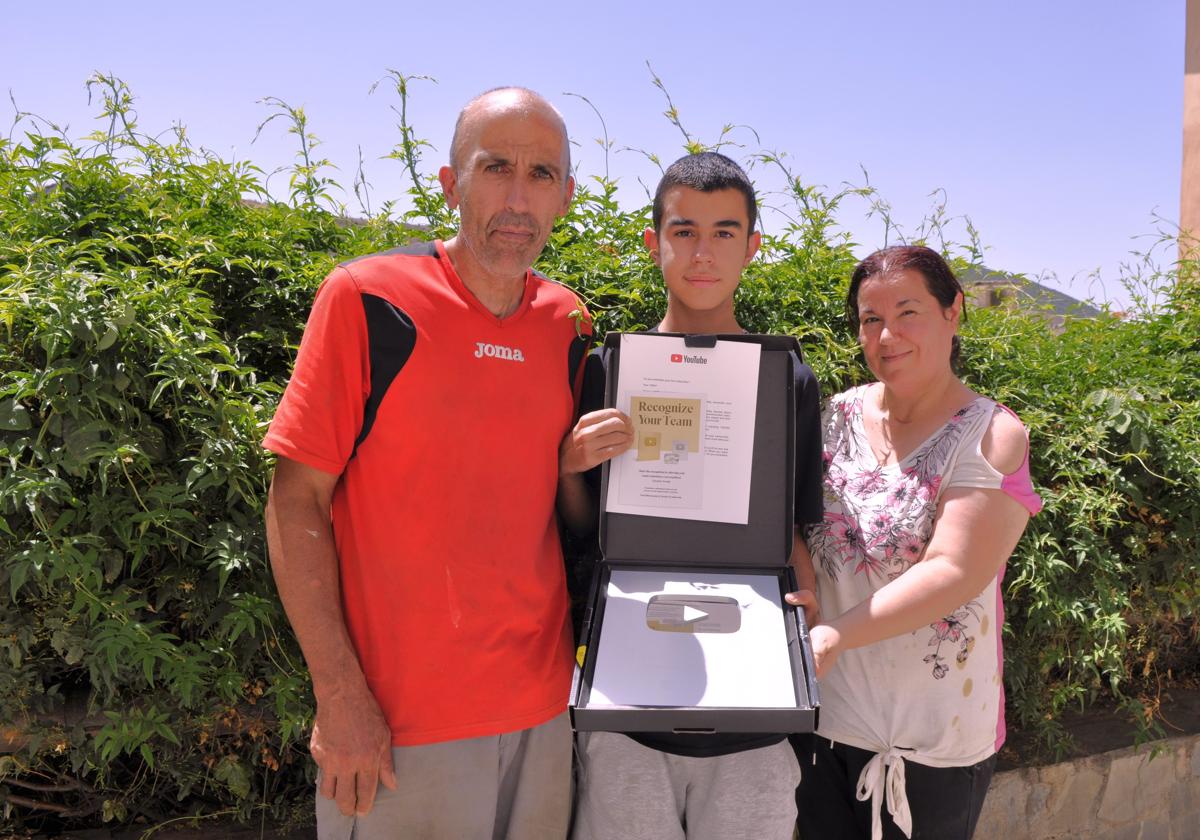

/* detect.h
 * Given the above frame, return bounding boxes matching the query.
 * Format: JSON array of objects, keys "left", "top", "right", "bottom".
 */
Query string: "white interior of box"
[{"left": 587, "top": 568, "right": 797, "bottom": 708}]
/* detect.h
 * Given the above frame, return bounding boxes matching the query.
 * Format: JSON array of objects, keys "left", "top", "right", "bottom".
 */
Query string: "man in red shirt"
[{"left": 263, "top": 87, "right": 588, "bottom": 839}]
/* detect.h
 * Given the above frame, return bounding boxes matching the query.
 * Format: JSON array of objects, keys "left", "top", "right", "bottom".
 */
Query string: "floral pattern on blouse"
[
  {"left": 807, "top": 388, "right": 1001, "bottom": 678},
  {"left": 925, "top": 600, "right": 981, "bottom": 679}
]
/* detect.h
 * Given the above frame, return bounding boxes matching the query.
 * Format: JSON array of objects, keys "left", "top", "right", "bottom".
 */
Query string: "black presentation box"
[{"left": 569, "top": 332, "right": 820, "bottom": 735}]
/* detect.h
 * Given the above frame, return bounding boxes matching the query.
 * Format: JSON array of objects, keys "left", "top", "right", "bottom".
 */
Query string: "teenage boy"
[{"left": 558, "top": 152, "right": 824, "bottom": 840}]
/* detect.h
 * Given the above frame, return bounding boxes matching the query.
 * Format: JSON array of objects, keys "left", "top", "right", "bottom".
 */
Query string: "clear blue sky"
[{"left": 2, "top": 1, "right": 1182, "bottom": 307}]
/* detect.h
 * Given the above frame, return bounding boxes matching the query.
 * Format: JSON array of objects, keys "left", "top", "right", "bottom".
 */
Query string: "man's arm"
[{"left": 265, "top": 456, "right": 396, "bottom": 817}]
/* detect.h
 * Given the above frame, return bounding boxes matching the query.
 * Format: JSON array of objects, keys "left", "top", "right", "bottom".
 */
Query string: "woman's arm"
[
  {"left": 790, "top": 408, "right": 1033, "bottom": 677},
  {"left": 805, "top": 487, "right": 1029, "bottom": 676}
]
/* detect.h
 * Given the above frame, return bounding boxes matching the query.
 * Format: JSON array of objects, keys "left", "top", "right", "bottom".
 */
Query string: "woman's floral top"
[{"left": 806, "top": 385, "right": 1041, "bottom": 838}]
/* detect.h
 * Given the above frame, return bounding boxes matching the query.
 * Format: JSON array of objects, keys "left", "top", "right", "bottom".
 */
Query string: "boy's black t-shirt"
[{"left": 574, "top": 336, "right": 824, "bottom": 758}]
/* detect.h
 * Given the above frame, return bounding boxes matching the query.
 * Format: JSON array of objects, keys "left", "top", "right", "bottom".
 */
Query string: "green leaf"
[
  {"left": 113, "top": 302, "right": 136, "bottom": 328},
  {"left": 96, "top": 323, "right": 119, "bottom": 351},
  {"left": 0, "top": 398, "right": 32, "bottom": 430},
  {"left": 214, "top": 755, "right": 252, "bottom": 799},
  {"left": 8, "top": 561, "right": 30, "bottom": 599}
]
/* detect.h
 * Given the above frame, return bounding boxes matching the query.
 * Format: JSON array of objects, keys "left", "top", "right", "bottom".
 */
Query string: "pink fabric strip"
[
  {"left": 997, "top": 404, "right": 1043, "bottom": 515},
  {"left": 994, "top": 564, "right": 1007, "bottom": 753},
  {"left": 992, "top": 405, "right": 1040, "bottom": 750}
]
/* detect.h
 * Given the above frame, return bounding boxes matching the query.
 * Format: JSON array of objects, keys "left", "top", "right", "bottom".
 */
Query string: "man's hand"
[
  {"left": 312, "top": 683, "right": 397, "bottom": 817},
  {"left": 559, "top": 409, "right": 634, "bottom": 476},
  {"left": 267, "top": 456, "right": 394, "bottom": 815}
]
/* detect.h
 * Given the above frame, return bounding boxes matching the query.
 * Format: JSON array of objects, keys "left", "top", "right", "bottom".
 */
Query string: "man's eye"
[
  {"left": 485, "top": 163, "right": 507, "bottom": 173},
  {"left": 532, "top": 169, "right": 554, "bottom": 180},
  {"left": 674, "top": 230, "right": 694, "bottom": 238}
]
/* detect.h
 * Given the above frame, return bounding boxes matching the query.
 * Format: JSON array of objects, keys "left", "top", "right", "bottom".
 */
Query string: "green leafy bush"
[
  {"left": 0, "top": 74, "right": 1196, "bottom": 830},
  {"left": 0, "top": 77, "right": 402, "bottom": 827}
]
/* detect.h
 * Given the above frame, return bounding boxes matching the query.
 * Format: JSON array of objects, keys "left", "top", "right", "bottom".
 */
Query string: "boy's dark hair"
[{"left": 652, "top": 152, "right": 757, "bottom": 233}]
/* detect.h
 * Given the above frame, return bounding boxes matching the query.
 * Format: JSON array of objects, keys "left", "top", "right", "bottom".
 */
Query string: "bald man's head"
[
  {"left": 437, "top": 86, "right": 575, "bottom": 286},
  {"left": 449, "top": 87, "right": 570, "bottom": 174}
]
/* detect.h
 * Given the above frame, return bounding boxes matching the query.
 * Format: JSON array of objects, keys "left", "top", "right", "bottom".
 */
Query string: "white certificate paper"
[
  {"left": 606, "top": 334, "right": 760, "bottom": 524},
  {"left": 589, "top": 569, "right": 797, "bottom": 708}
]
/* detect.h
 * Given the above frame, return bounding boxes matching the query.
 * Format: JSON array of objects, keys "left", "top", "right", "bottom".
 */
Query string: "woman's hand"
[
  {"left": 807, "top": 623, "right": 842, "bottom": 679},
  {"left": 785, "top": 590, "right": 839, "bottom": 679}
]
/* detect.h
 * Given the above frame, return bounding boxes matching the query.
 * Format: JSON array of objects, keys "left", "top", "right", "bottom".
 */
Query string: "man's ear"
[
  {"left": 744, "top": 230, "right": 762, "bottom": 265},
  {"left": 559, "top": 175, "right": 576, "bottom": 216},
  {"left": 643, "top": 227, "right": 661, "bottom": 266},
  {"left": 438, "top": 166, "right": 460, "bottom": 210}
]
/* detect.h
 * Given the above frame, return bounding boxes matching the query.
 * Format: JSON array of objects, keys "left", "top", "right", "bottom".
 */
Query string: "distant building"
[
  {"left": 1183, "top": 0, "right": 1200, "bottom": 262},
  {"left": 960, "top": 265, "right": 1105, "bottom": 332}
]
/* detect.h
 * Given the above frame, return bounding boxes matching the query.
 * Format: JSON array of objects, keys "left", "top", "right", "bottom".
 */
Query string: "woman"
[{"left": 787, "top": 245, "right": 1042, "bottom": 840}]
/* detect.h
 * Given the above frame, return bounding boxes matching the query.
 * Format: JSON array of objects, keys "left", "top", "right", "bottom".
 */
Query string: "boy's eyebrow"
[{"left": 664, "top": 217, "right": 744, "bottom": 229}]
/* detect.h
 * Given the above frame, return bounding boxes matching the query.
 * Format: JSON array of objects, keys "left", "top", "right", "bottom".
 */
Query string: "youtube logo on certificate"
[{"left": 670, "top": 353, "right": 683, "bottom": 363}]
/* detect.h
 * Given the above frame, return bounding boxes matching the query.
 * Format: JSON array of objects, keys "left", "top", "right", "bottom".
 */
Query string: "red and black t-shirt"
[{"left": 264, "top": 240, "right": 590, "bottom": 746}]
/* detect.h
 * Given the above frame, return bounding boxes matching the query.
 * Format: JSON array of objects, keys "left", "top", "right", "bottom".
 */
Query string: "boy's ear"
[
  {"left": 744, "top": 230, "right": 762, "bottom": 265},
  {"left": 643, "top": 227, "right": 661, "bottom": 266}
]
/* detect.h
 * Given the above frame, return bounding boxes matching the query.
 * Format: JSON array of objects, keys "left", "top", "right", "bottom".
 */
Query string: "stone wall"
[{"left": 976, "top": 734, "right": 1200, "bottom": 839}]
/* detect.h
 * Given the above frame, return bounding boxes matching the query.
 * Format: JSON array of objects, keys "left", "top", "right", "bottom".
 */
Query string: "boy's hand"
[
  {"left": 559, "top": 409, "right": 634, "bottom": 476},
  {"left": 786, "top": 533, "right": 821, "bottom": 629},
  {"left": 784, "top": 589, "right": 822, "bottom": 632}
]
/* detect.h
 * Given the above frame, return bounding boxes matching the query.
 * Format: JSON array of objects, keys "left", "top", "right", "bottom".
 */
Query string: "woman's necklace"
[{"left": 869, "top": 378, "right": 960, "bottom": 463}]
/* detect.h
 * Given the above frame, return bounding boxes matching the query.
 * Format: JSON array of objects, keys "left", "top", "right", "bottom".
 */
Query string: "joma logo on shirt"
[{"left": 474, "top": 341, "right": 525, "bottom": 362}]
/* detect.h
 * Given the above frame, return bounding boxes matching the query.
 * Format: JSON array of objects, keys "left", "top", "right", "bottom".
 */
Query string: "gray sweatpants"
[
  {"left": 317, "top": 711, "right": 572, "bottom": 840},
  {"left": 571, "top": 731, "right": 802, "bottom": 840}
]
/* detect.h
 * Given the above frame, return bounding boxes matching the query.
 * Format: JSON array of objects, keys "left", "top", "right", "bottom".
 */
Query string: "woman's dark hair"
[{"left": 847, "top": 245, "right": 967, "bottom": 369}]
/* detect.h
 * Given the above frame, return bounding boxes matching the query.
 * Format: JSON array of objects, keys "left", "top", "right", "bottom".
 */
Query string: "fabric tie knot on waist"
[{"left": 855, "top": 747, "right": 914, "bottom": 840}]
